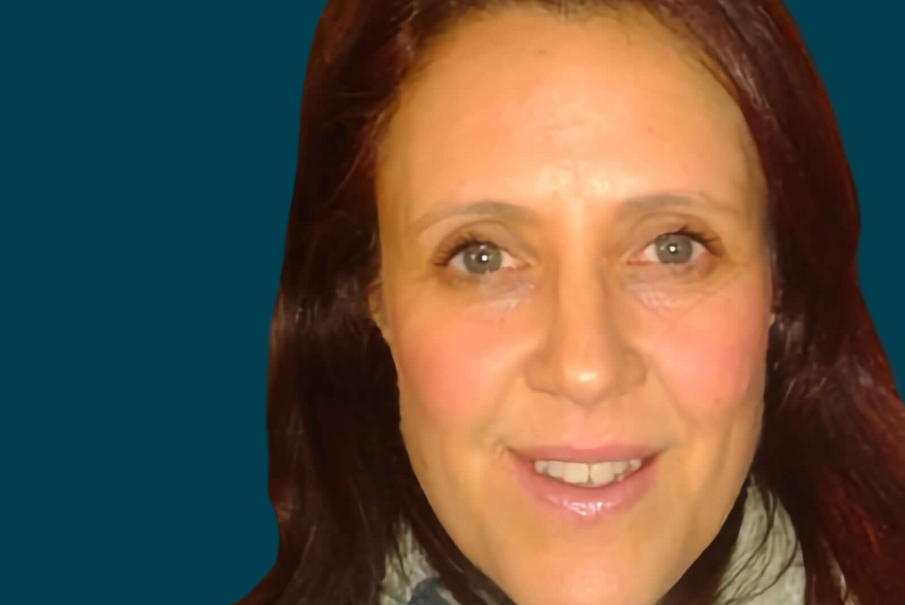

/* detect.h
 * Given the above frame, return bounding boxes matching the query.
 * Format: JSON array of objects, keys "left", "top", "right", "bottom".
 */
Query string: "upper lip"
[{"left": 511, "top": 443, "right": 660, "bottom": 463}]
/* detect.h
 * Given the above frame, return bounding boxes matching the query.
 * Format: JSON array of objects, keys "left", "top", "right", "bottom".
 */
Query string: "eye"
[
  {"left": 448, "top": 241, "right": 519, "bottom": 275},
  {"left": 434, "top": 231, "right": 521, "bottom": 276},
  {"left": 639, "top": 232, "right": 708, "bottom": 265}
]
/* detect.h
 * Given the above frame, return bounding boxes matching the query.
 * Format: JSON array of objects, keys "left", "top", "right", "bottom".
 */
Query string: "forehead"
[{"left": 377, "top": 7, "right": 763, "bottom": 225}]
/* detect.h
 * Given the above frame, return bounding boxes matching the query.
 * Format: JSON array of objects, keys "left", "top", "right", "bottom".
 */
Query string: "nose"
[{"left": 525, "top": 264, "right": 646, "bottom": 408}]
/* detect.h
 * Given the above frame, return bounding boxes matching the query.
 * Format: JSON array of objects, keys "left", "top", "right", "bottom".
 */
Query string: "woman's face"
[{"left": 371, "top": 8, "right": 774, "bottom": 605}]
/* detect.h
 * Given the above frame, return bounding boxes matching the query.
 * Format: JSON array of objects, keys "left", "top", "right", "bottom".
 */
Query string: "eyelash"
[
  {"left": 432, "top": 226, "right": 718, "bottom": 268},
  {"left": 432, "top": 229, "right": 492, "bottom": 267}
]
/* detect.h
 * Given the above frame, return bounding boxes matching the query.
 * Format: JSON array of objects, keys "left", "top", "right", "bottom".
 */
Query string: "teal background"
[{"left": 0, "top": 1, "right": 900, "bottom": 603}]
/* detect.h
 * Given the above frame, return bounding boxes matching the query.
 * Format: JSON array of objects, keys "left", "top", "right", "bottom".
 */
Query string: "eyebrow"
[
  {"left": 407, "top": 200, "right": 542, "bottom": 235},
  {"left": 615, "top": 193, "right": 745, "bottom": 218},
  {"left": 406, "top": 192, "right": 743, "bottom": 235}
]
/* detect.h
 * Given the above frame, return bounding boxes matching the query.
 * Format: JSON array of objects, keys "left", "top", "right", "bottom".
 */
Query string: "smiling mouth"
[
  {"left": 532, "top": 458, "right": 643, "bottom": 488},
  {"left": 509, "top": 448, "right": 661, "bottom": 520}
]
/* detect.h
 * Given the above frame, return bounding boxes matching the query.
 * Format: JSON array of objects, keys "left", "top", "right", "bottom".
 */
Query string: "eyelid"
[
  {"left": 432, "top": 225, "right": 529, "bottom": 267},
  {"left": 629, "top": 226, "right": 718, "bottom": 259},
  {"left": 448, "top": 242, "right": 520, "bottom": 274},
  {"left": 432, "top": 230, "right": 486, "bottom": 267},
  {"left": 636, "top": 237, "right": 706, "bottom": 264},
  {"left": 436, "top": 235, "right": 521, "bottom": 269},
  {"left": 433, "top": 225, "right": 719, "bottom": 280}
]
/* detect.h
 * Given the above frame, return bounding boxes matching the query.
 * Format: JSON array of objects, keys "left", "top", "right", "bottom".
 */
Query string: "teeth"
[
  {"left": 533, "top": 458, "right": 643, "bottom": 487},
  {"left": 590, "top": 461, "right": 616, "bottom": 485},
  {"left": 563, "top": 462, "right": 589, "bottom": 483}
]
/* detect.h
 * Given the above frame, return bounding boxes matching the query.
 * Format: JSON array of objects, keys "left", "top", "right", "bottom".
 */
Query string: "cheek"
[
  {"left": 392, "top": 301, "right": 519, "bottom": 426},
  {"left": 647, "top": 282, "right": 770, "bottom": 417}
]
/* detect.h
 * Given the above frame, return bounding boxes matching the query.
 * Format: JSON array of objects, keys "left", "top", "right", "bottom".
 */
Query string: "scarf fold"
[{"left": 380, "top": 477, "right": 807, "bottom": 605}]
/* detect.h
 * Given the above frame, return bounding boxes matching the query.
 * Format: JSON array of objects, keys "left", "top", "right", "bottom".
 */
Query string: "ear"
[
  {"left": 367, "top": 278, "right": 393, "bottom": 345},
  {"left": 769, "top": 249, "right": 781, "bottom": 327}
]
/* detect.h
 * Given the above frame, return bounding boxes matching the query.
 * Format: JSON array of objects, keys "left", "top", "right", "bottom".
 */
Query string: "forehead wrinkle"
[{"left": 616, "top": 192, "right": 748, "bottom": 220}]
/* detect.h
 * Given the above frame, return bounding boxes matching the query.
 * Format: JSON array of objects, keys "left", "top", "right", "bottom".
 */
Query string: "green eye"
[
  {"left": 453, "top": 242, "right": 505, "bottom": 274},
  {"left": 641, "top": 232, "right": 707, "bottom": 265}
]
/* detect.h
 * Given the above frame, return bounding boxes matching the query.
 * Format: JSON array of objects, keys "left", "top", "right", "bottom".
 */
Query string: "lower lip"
[{"left": 511, "top": 452, "right": 659, "bottom": 522}]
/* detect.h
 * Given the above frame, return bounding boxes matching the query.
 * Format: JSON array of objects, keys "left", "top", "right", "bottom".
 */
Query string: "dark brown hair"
[{"left": 237, "top": 1, "right": 905, "bottom": 604}]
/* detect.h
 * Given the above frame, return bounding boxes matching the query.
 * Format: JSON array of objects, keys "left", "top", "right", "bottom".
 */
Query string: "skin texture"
[{"left": 369, "top": 8, "right": 775, "bottom": 605}]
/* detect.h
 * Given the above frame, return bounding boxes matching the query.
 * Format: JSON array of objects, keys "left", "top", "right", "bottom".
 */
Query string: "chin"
[
  {"left": 485, "top": 546, "right": 676, "bottom": 605},
  {"left": 501, "top": 575, "right": 662, "bottom": 605}
]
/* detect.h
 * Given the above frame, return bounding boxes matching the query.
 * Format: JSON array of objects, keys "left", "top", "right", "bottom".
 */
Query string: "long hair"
[{"left": 237, "top": 1, "right": 905, "bottom": 604}]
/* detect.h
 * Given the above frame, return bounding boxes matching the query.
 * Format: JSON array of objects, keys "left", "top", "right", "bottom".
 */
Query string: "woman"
[{"left": 239, "top": 1, "right": 905, "bottom": 604}]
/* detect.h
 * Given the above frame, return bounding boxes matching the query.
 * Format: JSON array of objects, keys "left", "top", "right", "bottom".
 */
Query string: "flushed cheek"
[
  {"left": 392, "top": 301, "right": 523, "bottom": 427},
  {"left": 650, "top": 289, "right": 770, "bottom": 418}
]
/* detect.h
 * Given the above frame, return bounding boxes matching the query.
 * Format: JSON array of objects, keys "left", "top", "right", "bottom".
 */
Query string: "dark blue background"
[{"left": 1, "top": 1, "right": 901, "bottom": 603}]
